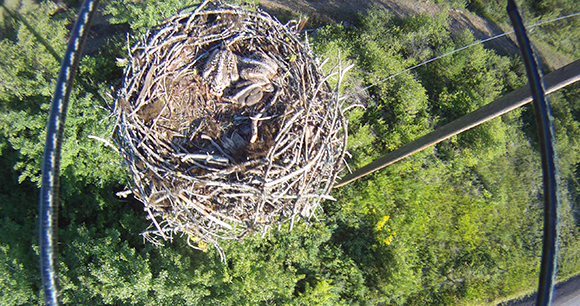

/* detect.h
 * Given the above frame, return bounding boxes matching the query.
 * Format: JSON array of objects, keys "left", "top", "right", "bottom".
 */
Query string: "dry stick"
[
  {"left": 306, "top": 102, "right": 331, "bottom": 157},
  {"left": 181, "top": 190, "right": 244, "bottom": 225},
  {"left": 200, "top": 134, "right": 235, "bottom": 162},
  {"left": 265, "top": 145, "right": 325, "bottom": 188},
  {"left": 293, "top": 69, "right": 329, "bottom": 216},
  {"left": 132, "top": 67, "right": 156, "bottom": 113},
  {"left": 149, "top": 100, "right": 169, "bottom": 131},
  {"left": 253, "top": 106, "right": 302, "bottom": 222},
  {"left": 266, "top": 108, "right": 304, "bottom": 177},
  {"left": 117, "top": 7, "right": 345, "bottom": 251},
  {"left": 265, "top": 175, "right": 301, "bottom": 219},
  {"left": 145, "top": 206, "right": 169, "bottom": 241},
  {"left": 177, "top": 153, "right": 230, "bottom": 164},
  {"left": 326, "top": 64, "right": 351, "bottom": 186},
  {"left": 200, "top": 158, "right": 261, "bottom": 179},
  {"left": 335, "top": 58, "right": 580, "bottom": 188},
  {"left": 124, "top": 125, "right": 165, "bottom": 179},
  {"left": 274, "top": 136, "right": 299, "bottom": 159},
  {"left": 174, "top": 54, "right": 205, "bottom": 80},
  {"left": 87, "top": 135, "right": 120, "bottom": 153},
  {"left": 317, "top": 103, "right": 345, "bottom": 200}
]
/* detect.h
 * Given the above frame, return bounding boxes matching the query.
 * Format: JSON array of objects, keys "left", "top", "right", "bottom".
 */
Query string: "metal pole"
[
  {"left": 39, "top": 0, "right": 99, "bottom": 304},
  {"left": 507, "top": 1, "right": 560, "bottom": 305},
  {"left": 334, "top": 59, "right": 580, "bottom": 188}
]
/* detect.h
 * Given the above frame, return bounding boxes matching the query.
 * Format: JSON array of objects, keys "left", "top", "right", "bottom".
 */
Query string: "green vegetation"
[
  {"left": 468, "top": 0, "right": 580, "bottom": 68},
  {"left": 1, "top": 0, "right": 580, "bottom": 305}
]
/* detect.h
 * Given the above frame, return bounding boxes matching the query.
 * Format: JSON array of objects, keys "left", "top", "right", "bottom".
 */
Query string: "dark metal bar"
[
  {"left": 39, "top": 0, "right": 99, "bottom": 304},
  {"left": 334, "top": 59, "right": 580, "bottom": 188},
  {"left": 507, "top": 1, "right": 560, "bottom": 306}
]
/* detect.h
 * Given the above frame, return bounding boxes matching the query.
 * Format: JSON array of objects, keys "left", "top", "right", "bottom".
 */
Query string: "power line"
[
  {"left": 335, "top": 58, "right": 580, "bottom": 188},
  {"left": 343, "top": 10, "right": 580, "bottom": 99}
]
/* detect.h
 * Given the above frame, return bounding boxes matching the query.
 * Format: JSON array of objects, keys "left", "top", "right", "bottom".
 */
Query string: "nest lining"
[{"left": 114, "top": 1, "right": 348, "bottom": 259}]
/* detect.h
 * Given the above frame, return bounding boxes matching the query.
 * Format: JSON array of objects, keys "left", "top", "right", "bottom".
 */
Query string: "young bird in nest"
[
  {"left": 202, "top": 47, "right": 239, "bottom": 97},
  {"left": 229, "top": 52, "right": 279, "bottom": 106}
]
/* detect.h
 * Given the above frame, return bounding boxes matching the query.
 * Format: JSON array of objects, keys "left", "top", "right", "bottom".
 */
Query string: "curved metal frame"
[
  {"left": 39, "top": 1, "right": 559, "bottom": 305},
  {"left": 39, "top": 0, "right": 99, "bottom": 304},
  {"left": 507, "top": 1, "right": 560, "bottom": 305}
]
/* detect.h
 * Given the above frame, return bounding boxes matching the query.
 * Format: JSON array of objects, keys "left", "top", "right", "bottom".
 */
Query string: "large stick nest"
[{"left": 114, "top": 1, "right": 347, "bottom": 259}]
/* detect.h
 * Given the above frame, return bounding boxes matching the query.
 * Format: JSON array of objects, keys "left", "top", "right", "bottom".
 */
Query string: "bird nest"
[{"left": 114, "top": 1, "right": 347, "bottom": 259}]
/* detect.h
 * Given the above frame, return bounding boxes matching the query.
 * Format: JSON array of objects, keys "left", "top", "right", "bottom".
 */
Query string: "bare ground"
[
  {"left": 78, "top": 0, "right": 571, "bottom": 70},
  {"left": 258, "top": 0, "right": 578, "bottom": 70},
  {"left": 259, "top": 0, "right": 520, "bottom": 55}
]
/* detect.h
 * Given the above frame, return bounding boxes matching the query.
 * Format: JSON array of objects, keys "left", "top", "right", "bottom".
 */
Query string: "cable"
[
  {"left": 334, "top": 58, "right": 580, "bottom": 188},
  {"left": 507, "top": 1, "right": 560, "bottom": 305},
  {"left": 39, "top": 0, "right": 99, "bottom": 305},
  {"left": 36, "top": 1, "right": 565, "bottom": 304},
  {"left": 343, "top": 10, "right": 580, "bottom": 100}
]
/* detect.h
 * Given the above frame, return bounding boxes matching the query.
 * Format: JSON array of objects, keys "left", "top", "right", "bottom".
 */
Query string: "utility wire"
[
  {"left": 335, "top": 10, "right": 580, "bottom": 187},
  {"left": 334, "top": 58, "right": 580, "bottom": 188},
  {"left": 344, "top": 10, "right": 580, "bottom": 99}
]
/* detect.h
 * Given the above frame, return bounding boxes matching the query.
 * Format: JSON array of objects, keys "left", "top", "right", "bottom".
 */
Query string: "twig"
[
  {"left": 114, "top": 2, "right": 348, "bottom": 260},
  {"left": 88, "top": 135, "right": 120, "bottom": 153}
]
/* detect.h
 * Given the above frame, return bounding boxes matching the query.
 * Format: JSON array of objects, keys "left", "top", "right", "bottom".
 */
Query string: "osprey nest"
[{"left": 114, "top": 2, "right": 348, "bottom": 259}]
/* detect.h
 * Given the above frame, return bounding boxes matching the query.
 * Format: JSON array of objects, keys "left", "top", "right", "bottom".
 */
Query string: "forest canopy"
[{"left": 1, "top": 0, "right": 580, "bottom": 305}]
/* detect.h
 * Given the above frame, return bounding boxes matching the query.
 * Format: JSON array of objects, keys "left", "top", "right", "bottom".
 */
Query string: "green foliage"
[
  {"left": 468, "top": 0, "right": 580, "bottom": 66},
  {"left": 0, "top": 235, "right": 40, "bottom": 305},
  {"left": 0, "top": 2, "right": 64, "bottom": 100},
  {"left": 0, "top": 146, "right": 43, "bottom": 305},
  {"left": 2, "top": 2, "right": 580, "bottom": 306},
  {"left": 313, "top": 6, "right": 580, "bottom": 304},
  {"left": 104, "top": 0, "right": 202, "bottom": 35}
]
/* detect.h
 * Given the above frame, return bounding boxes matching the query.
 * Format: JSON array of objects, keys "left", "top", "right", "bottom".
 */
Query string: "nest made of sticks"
[{"left": 114, "top": 1, "right": 348, "bottom": 259}]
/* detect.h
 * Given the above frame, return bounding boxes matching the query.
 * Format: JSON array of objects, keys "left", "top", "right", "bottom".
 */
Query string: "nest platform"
[{"left": 114, "top": 1, "right": 348, "bottom": 259}]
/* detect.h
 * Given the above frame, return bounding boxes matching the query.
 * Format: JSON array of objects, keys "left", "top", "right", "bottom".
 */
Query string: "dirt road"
[
  {"left": 259, "top": 0, "right": 518, "bottom": 55},
  {"left": 499, "top": 273, "right": 580, "bottom": 306}
]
